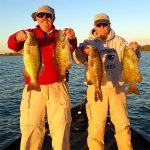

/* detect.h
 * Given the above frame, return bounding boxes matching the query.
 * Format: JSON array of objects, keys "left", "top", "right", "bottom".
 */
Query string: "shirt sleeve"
[
  {"left": 7, "top": 33, "right": 24, "bottom": 52},
  {"left": 135, "top": 49, "right": 141, "bottom": 59},
  {"left": 72, "top": 40, "right": 93, "bottom": 64},
  {"left": 69, "top": 37, "right": 77, "bottom": 52}
]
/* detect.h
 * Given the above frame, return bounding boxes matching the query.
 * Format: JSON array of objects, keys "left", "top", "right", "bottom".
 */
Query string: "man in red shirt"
[{"left": 8, "top": 5, "right": 77, "bottom": 150}]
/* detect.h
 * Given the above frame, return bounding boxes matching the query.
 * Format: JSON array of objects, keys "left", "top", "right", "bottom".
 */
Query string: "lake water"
[{"left": 0, "top": 52, "right": 150, "bottom": 149}]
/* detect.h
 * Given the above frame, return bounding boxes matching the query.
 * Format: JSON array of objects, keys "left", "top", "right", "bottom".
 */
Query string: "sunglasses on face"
[
  {"left": 96, "top": 23, "right": 109, "bottom": 27},
  {"left": 36, "top": 13, "right": 54, "bottom": 18}
]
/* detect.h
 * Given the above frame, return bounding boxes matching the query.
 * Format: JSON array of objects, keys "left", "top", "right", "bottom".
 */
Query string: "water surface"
[{"left": 0, "top": 52, "right": 149, "bottom": 149}]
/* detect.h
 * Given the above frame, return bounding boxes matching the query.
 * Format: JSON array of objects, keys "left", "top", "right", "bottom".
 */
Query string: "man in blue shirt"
[{"left": 129, "top": 41, "right": 141, "bottom": 60}]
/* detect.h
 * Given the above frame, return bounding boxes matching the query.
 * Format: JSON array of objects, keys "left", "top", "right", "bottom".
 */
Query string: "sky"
[{"left": 0, "top": 0, "right": 150, "bottom": 53}]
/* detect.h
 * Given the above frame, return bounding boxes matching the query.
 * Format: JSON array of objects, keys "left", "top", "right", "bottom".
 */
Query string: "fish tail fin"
[
  {"left": 126, "top": 84, "right": 139, "bottom": 95},
  {"left": 27, "top": 83, "right": 41, "bottom": 92},
  {"left": 58, "top": 74, "right": 66, "bottom": 82},
  {"left": 95, "top": 88, "right": 103, "bottom": 102}
]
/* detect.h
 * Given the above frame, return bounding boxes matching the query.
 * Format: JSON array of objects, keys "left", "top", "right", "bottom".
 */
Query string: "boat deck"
[{"left": 3, "top": 103, "right": 150, "bottom": 150}]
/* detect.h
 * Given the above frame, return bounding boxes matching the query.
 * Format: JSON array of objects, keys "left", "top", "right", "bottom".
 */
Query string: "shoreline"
[{"left": 1, "top": 50, "right": 150, "bottom": 56}]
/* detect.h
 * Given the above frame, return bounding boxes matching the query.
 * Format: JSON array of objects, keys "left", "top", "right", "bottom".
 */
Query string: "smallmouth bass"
[
  {"left": 122, "top": 46, "right": 142, "bottom": 94},
  {"left": 54, "top": 30, "right": 72, "bottom": 82},
  {"left": 23, "top": 32, "right": 41, "bottom": 92},
  {"left": 87, "top": 45, "right": 103, "bottom": 101}
]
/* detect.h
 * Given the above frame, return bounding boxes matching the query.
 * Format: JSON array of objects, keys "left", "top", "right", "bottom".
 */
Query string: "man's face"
[
  {"left": 36, "top": 13, "right": 55, "bottom": 32},
  {"left": 132, "top": 42, "right": 138, "bottom": 51},
  {"left": 94, "top": 23, "right": 110, "bottom": 40}
]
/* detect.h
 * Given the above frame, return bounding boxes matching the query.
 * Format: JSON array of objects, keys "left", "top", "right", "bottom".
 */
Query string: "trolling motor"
[{"left": 71, "top": 94, "right": 88, "bottom": 132}]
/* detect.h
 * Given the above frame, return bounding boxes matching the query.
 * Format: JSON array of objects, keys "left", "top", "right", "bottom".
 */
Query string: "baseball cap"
[
  {"left": 94, "top": 13, "right": 110, "bottom": 25},
  {"left": 31, "top": 5, "right": 55, "bottom": 21}
]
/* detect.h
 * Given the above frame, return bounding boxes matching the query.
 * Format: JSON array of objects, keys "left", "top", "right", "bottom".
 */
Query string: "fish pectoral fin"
[{"left": 23, "top": 67, "right": 29, "bottom": 77}]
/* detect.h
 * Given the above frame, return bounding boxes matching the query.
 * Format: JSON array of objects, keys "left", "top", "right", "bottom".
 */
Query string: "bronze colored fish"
[
  {"left": 54, "top": 30, "right": 72, "bottom": 82},
  {"left": 23, "top": 32, "right": 41, "bottom": 92},
  {"left": 87, "top": 45, "right": 103, "bottom": 101},
  {"left": 122, "top": 46, "right": 142, "bottom": 95}
]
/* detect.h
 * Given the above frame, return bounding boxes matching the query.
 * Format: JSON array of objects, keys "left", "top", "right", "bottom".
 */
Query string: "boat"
[{"left": 2, "top": 102, "right": 150, "bottom": 150}]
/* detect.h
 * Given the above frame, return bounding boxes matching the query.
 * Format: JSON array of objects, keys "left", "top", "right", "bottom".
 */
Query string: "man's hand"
[
  {"left": 64, "top": 28, "right": 76, "bottom": 40},
  {"left": 81, "top": 45, "right": 91, "bottom": 55},
  {"left": 15, "top": 30, "right": 27, "bottom": 42}
]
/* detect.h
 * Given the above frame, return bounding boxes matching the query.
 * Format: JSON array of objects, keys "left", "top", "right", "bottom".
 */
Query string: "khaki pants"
[
  {"left": 20, "top": 82, "right": 71, "bottom": 150},
  {"left": 86, "top": 85, "right": 132, "bottom": 150}
]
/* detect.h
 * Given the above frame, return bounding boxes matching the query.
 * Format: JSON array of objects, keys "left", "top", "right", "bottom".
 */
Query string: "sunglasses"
[
  {"left": 96, "top": 23, "right": 109, "bottom": 27},
  {"left": 36, "top": 13, "right": 54, "bottom": 18}
]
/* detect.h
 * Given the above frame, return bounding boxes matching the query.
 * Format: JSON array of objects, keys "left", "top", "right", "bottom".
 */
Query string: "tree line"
[
  {"left": 139, "top": 45, "right": 150, "bottom": 51},
  {"left": 0, "top": 45, "right": 150, "bottom": 56}
]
